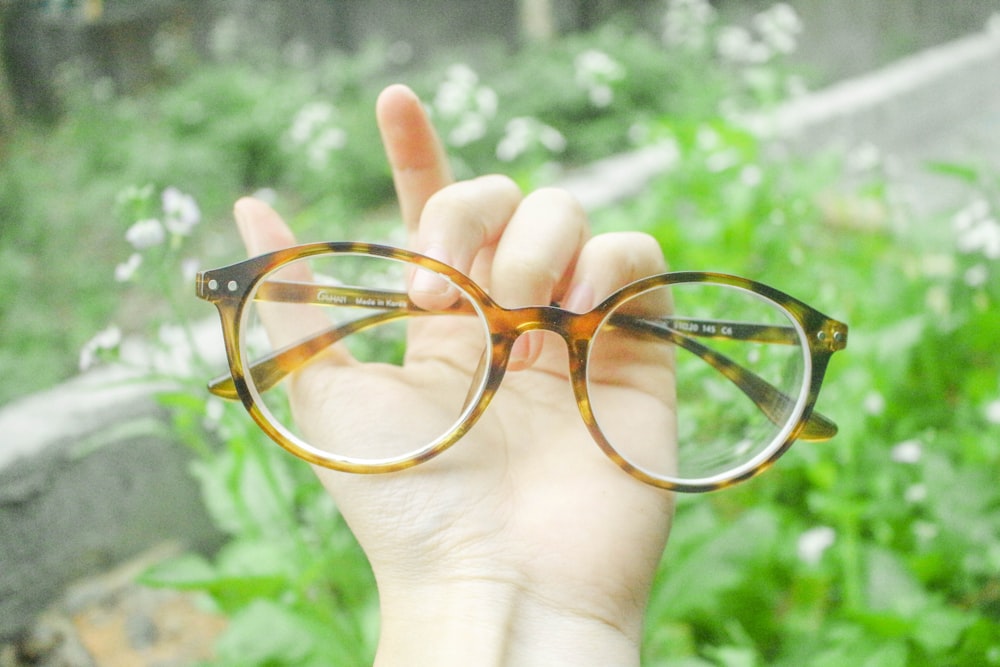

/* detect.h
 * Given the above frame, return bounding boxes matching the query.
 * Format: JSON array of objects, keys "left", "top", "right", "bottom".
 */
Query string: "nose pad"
[{"left": 509, "top": 330, "right": 541, "bottom": 369}]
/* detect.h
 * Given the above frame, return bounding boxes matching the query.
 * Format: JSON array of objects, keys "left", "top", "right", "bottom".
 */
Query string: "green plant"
[
  {"left": 607, "top": 131, "right": 1000, "bottom": 664},
  {"left": 44, "top": 1, "right": 1000, "bottom": 664}
]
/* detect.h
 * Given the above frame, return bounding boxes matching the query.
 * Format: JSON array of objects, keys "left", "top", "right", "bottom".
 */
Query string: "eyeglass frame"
[{"left": 196, "top": 241, "right": 848, "bottom": 493}]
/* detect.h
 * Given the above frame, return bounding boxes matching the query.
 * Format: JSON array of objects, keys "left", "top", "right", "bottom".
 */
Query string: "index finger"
[{"left": 376, "top": 84, "right": 453, "bottom": 240}]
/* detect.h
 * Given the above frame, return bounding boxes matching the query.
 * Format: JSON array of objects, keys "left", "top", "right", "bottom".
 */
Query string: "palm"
[
  {"left": 233, "top": 84, "right": 675, "bottom": 649},
  {"left": 292, "top": 310, "right": 672, "bottom": 615}
]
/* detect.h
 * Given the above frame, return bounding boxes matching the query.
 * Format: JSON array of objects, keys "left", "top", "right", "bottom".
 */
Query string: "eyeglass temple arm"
[
  {"left": 207, "top": 280, "right": 460, "bottom": 398},
  {"left": 208, "top": 281, "right": 836, "bottom": 440},
  {"left": 608, "top": 315, "right": 837, "bottom": 441},
  {"left": 207, "top": 309, "right": 413, "bottom": 400}
]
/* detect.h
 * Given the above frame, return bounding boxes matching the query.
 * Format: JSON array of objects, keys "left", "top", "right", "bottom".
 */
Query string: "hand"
[{"left": 232, "top": 84, "right": 675, "bottom": 667}]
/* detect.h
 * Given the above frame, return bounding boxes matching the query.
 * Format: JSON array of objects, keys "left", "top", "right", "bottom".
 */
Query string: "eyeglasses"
[{"left": 196, "top": 242, "right": 847, "bottom": 492}]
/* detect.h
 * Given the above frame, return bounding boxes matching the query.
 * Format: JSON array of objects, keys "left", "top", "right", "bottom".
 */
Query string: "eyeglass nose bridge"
[
  {"left": 487, "top": 304, "right": 601, "bottom": 397},
  {"left": 491, "top": 304, "right": 600, "bottom": 348}
]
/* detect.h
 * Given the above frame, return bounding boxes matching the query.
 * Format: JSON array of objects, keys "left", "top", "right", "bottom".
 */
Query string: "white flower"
[
  {"left": 115, "top": 253, "right": 142, "bottom": 282},
  {"left": 203, "top": 396, "right": 226, "bottom": 433},
  {"left": 913, "top": 520, "right": 939, "bottom": 543},
  {"left": 588, "top": 85, "right": 614, "bottom": 108},
  {"left": 496, "top": 121, "right": 531, "bottom": 162},
  {"left": 753, "top": 3, "right": 802, "bottom": 55},
  {"left": 475, "top": 87, "right": 498, "bottom": 118},
  {"left": 151, "top": 322, "right": 195, "bottom": 377},
  {"left": 434, "top": 80, "right": 470, "bottom": 118},
  {"left": 306, "top": 126, "right": 348, "bottom": 169},
  {"left": 434, "top": 64, "right": 483, "bottom": 118},
  {"left": 496, "top": 117, "right": 565, "bottom": 163},
  {"left": 288, "top": 102, "right": 347, "bottom": 169},
  {"left": 706, "top": 149, "right": 740, "bottom": 173},
  {"left": 864, "top": 391, "right": 886, "bottom": 416},
  {"left": 920, "top": 253, "right": 954, "bottom": 278},
  {"left": 986, "top": 399, "right": 1000, "bottom": 425},
  {"left": 961, "top": 219, "right": 1000, "bottom": 259},
  {"left": 539, "top": 125, "right": 567, "bottom": 153},
  {"left": 79, "top": 325, "right": 122, "bottom": 371},
  {"left": 953, "top": 199, "right": 1000, "bottom": 260},
  {"left": 846, "top": 142, "right": 882, "bottom": 173},
  {"left": 125, "top": 218, "right": 165, "bottom": 250},
  {"left": 575, "top": 49, "right": 625, "bottom": 81},
  {"left": 181, "top": 257, "right": 200, "bottom": 283},
  {"left": 663, "top": 0, "right": 716, "bottom": 50},
  {"left": 695, "top": 125, "right": 720, "bottom": 151},
  {"left": 446, "top": 63, "right": 478, "bottom": 87},
  {"left": 965, "top": 263, "right": 989, "bottom": 288},
  {"left": 797, "top": 526, "right": 836, "bottom": 565},
  {"left": 162, "top": 187, "right": 201, "bottom": 236},
  {"left": 716, "top": 26, "right": 769, "bottom": 64},
  {"left": 890, "top": 439, "right": 923, "bottom": 464},
  {"left": 574, "top": 49, "right": 625, "bottom": 107},
  {"left": 431, "top": 64, "right": 498, "bottom": 148},
  {"left": 448, "top": 113, "right": 489, "bottom": 148},
  {"left": 289, "top": 101, "right": 335, "bottom": 145},
  {"left": 627, "top": 122, "right": 650, "bottom": 145},
  {"left": 739, "top": 164, "right": 762, "bottom": 187},
  {"left": 904, "top": 483, "right": 928, "bottom": 504},
  {"left": 925, "top": 284, "right": 950, "bottom": 317}
]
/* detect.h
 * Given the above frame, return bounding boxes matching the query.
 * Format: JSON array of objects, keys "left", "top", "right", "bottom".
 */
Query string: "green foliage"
[
  {"left": 608, "top": 122, "right": 1000, "bottom": 665},
  {"left": 140, "top": 409, "right": 379, "bottom": 665},
  {"left": 3, "top": 1, "right": 998, "bottom": 664}
]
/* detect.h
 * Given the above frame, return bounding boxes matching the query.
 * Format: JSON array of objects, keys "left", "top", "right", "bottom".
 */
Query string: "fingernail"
[{"left": 564, "top": 281, "right": 595, "bottom": 313}]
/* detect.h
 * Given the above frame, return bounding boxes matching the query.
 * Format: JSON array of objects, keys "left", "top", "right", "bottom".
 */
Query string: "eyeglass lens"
[
  {"left": 589, "top": 282, "right": 806, "bottom": 483},
  {"left": 243, "top": 252, "right": 492, "bottom": 461}
]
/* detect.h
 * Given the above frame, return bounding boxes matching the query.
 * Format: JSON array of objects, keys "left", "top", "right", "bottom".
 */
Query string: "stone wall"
[{"left": 0, "top": 367, "right": 220, "bottom": 641}]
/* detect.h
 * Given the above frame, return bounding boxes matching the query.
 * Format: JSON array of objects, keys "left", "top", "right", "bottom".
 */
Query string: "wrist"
[{"left": 373, "top": 577, "right": 642, "bottom": 667}]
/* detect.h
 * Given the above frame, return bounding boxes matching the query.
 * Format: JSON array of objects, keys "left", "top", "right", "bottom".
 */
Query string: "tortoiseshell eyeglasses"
[{"left": 196, "top": 242, "right": 847, "bottom": 493}]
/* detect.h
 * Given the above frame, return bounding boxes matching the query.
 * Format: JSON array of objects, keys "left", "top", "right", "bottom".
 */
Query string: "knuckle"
[
  {"left": 583, "top": 232, "right": 667, "bottom": 279},
  {"left": 497, "top": 251, "right": 562, "bottom": 290},
  {"left": 523, "top": 186, "right": 584, "bottom": 212},
  {"left": 422, "top": 189, "right": 489, "bottom": 245},
  {"left": 518, "top": 187, "right": 590, "bottom": 247},
  {"left": 421, "top": 175, "right": 522, "bottom": 244},
  {"left": 477, "top": 173, "right": 522, "bottom": 198}
]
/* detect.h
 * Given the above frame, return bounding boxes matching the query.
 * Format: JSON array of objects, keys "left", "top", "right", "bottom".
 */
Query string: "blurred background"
[
  {"left": 1, "top": 1, "right": 999, "bottom": 665},
  {"left": 0, "top": 0, "right": 997, "bottom": 401}
]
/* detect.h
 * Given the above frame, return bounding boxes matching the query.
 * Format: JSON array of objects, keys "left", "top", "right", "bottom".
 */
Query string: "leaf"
[
  {"left": 912, "top": 604, "right": 974, "bottom": 654},
  {"left": 923, "top": 161, "right": 983, "bottom": 185},
  {"left": 217, "top": 536, "right": 295, "bottom": 577},
  {"left": 190, "top": 451, "right": 248, "bottom": 536},
  {"left": 139, "top": 552, "right": 217, "bottom": 589},
  {"left": 141, "top": 540, "right": 301, "bottom": 610},
  {"left": 782, "top": 622, "right": 909, "bottom": 667},
  {"left": 651, "top": 508, "right": 780, "bottom": 619},
  {"left": 214, "top": 598, "right": 371, "bottom": 667},
  {"left": 214, "top": 599, "right": 318, "bottom": 665},
  {"left": 864, "top": 546, "right": 928, "bottom": 618},
  {"left": 703, "top": 645, "right": 760, "bottom": 667},
  {"left": 235, "top": 445, "right": 300, "bottom": 536}
]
